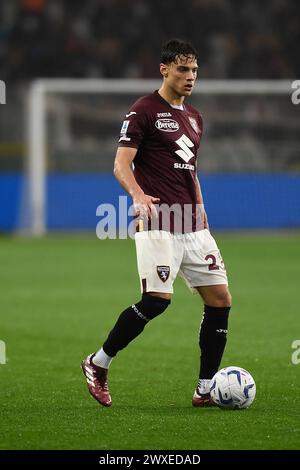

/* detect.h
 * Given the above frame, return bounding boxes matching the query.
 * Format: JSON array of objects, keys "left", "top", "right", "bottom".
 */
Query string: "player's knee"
[
  {"left": 212, "top": 289, "right": 232, "bottom": 307},
  {"left": 141, "top": 293, "right": 170, "bottom": 320},
  {"left": 219, "top": 290, "right": 232, "bottom": 307}
]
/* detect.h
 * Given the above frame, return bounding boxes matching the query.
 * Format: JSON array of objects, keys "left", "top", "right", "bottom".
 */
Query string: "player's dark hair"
[{"left": 160, "top": 38, "right": 198, "bottom": 64}]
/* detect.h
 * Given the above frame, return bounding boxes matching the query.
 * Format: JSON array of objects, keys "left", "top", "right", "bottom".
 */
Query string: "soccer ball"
[{"left": 210, "top": 366, "right": 256, "bottom": 409}]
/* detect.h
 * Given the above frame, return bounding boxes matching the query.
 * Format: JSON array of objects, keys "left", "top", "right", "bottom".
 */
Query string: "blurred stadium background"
[
  {"left": 0, "top": 0, "right": 300, "bottom": 232},
  {"left": 1, "top": 0, "right": 300, "bottom": 451}
]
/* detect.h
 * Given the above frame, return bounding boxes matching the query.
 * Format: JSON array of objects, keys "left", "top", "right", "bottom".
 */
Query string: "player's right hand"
[{"left": 133, "top": 193, "right": 160, "bottom": 218}]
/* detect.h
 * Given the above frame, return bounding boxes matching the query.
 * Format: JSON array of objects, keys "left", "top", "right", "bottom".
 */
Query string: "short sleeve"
[{"left": 118, "top": 103, "right": 149, "bottom": 148}]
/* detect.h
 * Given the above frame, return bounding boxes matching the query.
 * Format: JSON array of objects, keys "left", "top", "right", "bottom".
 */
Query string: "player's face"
[{"left": 163, "top": 55, "right": 198, "bottom": 97}]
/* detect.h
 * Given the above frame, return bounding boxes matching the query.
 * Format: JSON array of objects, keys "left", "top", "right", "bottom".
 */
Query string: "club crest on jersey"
[
  {"left": 188, "top": 117, "right": 199, "bottom": 133},
  {"left": 155, "top": 119, "right": 179, "bottom": 132},
  {"left": 157, "top": 266, "right": 170, "bottom": 283}
]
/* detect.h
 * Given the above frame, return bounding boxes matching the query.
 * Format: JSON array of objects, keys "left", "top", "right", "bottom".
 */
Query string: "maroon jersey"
[{"left": 118, "top": 90, "right": 204, "bottom": 232}]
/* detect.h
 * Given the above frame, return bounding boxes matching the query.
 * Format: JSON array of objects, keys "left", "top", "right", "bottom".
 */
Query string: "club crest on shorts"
[{"left": 157, "top": 265, "right": 170, "bottom": 283}]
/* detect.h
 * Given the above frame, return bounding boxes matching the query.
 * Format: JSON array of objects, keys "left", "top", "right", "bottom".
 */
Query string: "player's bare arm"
[
  {"left": 114, "top": 146, "right": 160, "bottom": 217},
  {"left": 195, "top": 174, "right": 209, "bottom": 229}
]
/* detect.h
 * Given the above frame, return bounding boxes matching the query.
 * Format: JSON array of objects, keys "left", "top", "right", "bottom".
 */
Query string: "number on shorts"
[{"left": 205, "top": 254, "right": 219, "bottom": 271}]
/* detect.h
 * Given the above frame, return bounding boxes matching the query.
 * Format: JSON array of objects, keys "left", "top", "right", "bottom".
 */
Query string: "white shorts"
[{"left": 134, "top": 229, "right": 228, "bottom": 294}]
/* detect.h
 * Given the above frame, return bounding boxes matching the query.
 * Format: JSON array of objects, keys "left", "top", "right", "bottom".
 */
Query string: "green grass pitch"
[{"left": 0, "top": 233, "right": 299, "bottom": 450}]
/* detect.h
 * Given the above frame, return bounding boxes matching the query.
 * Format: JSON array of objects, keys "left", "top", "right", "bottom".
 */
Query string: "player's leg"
[
  {"left": 179, "top": 230, "right": 231, "bottom": 406},
  {"left": 82, "top": 231, "right": 180, "bottom": 407},
  {"left": 98, "top": 231, "right": 176, "bottom": 359},
  {"left": 82, "top": 291, "right": 171, "bottom": 407},
  {"left": 192, "top": 284, "right": 231, "bottom": 406},
  {"left": 100, "top": 291, "right": 171, "bottom": 358}
]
